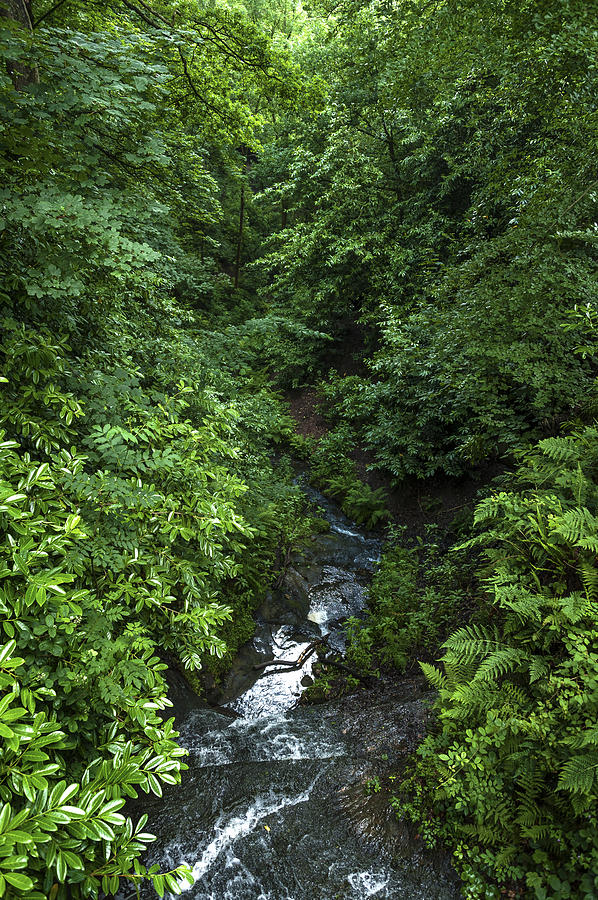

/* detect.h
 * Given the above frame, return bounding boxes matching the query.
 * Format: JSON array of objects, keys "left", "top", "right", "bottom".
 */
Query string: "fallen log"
[
  {"left": 253, "top": 638, "right": 323, "bottom": 674},
  {"left": 253, "top": 636, "right": 375, "bottom": 685},
  {"left": 320, "top": 655, "right": 377, "bottom": 685}
]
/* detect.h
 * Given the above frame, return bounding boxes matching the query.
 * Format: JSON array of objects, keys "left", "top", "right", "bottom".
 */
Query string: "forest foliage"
[
  {"left": 260, "top": 0, "right": 598, "bottom": 477},
  {"left": 256, "top": 0, "right": 598, "bottom": 896},
  {"left": 1, "top": 0, "right": 597, "bottom": 897},
  {"left": 0, "top": 0, "right": 315, "bottom": 895}
]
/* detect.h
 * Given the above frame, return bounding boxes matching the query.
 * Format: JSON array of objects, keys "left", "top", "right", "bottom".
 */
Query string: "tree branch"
[
  {"left": 32, "top": 0, "right": 69, "bottom": 27},
  {"left": 254, "top": 637, "right": 376, "bottom": 685},
  {"left": 562, "top": 180, "right": 598, "bottom": 217},
  {"left": 253, "top": 639, "right": 323, "bottom": 675},
  {"left": 174, "top": 47, "right": 234, "bottom": 123},
  {"left": 118, "top": 0, "right": 161, "bottom": 30},
  {"left": 118, "top": 0, "right": 283, "bottom": 81}
]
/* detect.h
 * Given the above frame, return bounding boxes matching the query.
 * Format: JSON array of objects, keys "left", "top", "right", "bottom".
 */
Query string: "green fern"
[
  {"left": 537, "top": 434, "right": 585, "bottom": 465},
  {"left": 474, "top": 648, "right": 525, "bottom": 682},
  {"left": 405, "top": 427, "right": 598, "bottom": 893},
  {"left": 528, "top": 655, "right": 550, "bottom": 683},
  {"left": 558, "top": 754, "right": 598, "bottom": 796},
  {"left": 550, "top": 506, "right": 598, "bottom": 550},
  {"left": 580, "top": 560, "right": 598, "bottom": 600},
  {"left": 419, "top": 661, "right": 447, "bottom": 691}
]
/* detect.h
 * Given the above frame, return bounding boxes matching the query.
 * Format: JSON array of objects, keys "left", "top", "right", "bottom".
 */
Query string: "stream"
[{"left": 132, "top": 484, "right": 460, "bottom": 900}]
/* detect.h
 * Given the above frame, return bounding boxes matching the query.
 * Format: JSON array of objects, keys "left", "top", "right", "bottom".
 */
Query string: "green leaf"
[
  {"left": 4, "top": 873, "right": 34, "bottom": 891},
  {"left": 0, "top": 642, "right": 16, "bottom": 666}
]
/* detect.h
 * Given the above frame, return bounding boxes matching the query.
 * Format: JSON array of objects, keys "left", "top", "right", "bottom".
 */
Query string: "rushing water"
[{"left": 128, "top": 486, "right": 460, "bottom": 900}]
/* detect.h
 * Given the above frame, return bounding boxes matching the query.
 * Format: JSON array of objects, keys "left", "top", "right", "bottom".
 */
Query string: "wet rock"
[
  {"left": 319, "top": 565, "right": 352, "bottom": 586},
  {"left": 164, "top": 668, "right": 204, "bottom": 724},
  {"left": 205, "top": 631, "right": 274, "bottom": 705},
  {"left": 255, "top": 568, "right": 314, "bottom": 626},
  {"left": 292, "top": 561, "right": 323, "bottom": 587},
  {"left": 335, "top": 778, "right": 412, "bottom": 857},
  {"left": 281, "top": 566, "right": 310, "bottom": 616},
  {"left": 321, "top": 677, "right": 433, "bottom": 762},
  {"left": 252, "top": 630, "right": 273, "bottom": 656},
  {"left": 256, "top": 591, "right": 291, "bottom": 624},
  {"left": 288, "top": 622, "right": 320, "bottom": 642},
  {"left": 256, "top": 589, "right": 305, "bottom": 625}
]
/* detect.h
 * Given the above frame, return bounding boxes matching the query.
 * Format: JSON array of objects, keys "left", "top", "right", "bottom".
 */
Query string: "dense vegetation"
[
  {"left": 0, "top": 1, "right": 317, "bottom": 895},
  {"left": 1, "top": 0, "right": 597, "bottom": 897}
]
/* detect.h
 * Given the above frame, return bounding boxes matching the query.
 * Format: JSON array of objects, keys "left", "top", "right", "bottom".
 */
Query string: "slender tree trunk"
[
  {"left": 1, "top": 0, "right": 39, "bottom": 89},
  {"left": 233, "top": 148, "right": 251, "bottom": 290},
  {"left": 233, "top": 183, "right": 245, "bottom": 290}
]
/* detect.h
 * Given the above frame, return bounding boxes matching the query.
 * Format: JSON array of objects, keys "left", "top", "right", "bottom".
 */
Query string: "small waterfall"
[{"left": 129, "top": 485, "right": 459, "bottom": 900}]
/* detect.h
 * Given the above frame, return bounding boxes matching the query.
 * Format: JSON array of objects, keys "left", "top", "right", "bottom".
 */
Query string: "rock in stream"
[{"left": 124, "top": 484, "right": 460, "bottom": 900}]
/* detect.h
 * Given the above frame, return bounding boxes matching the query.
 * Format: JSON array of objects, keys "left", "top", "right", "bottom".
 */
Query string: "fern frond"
[
  {"left": 557, "top": 753, "right": 598, "bottom": 795},
  {"left": 459, "top": 824, "right": 502, "bottom": 845},
  {"left": 497, "top": 585, "right": 543, "bottom": 623},
  {"left": 521, "top": 823, "right": 554, "bottom": 841},
  {"left": 443, "top": 623, "right": 499, "bottom": 655},
  {"left": 546, "top": 591, "right": 590, "bottom": 625},
  {"left": 579, "top": 560, "right": 598, "bottom": 601},
  {"left": 564, "top": 725, "right": 598, "bottom": 749},
  {"left": 515, "top": 795, "right": 542, "bottom": 827},
  {"left": 419, "top": 661, "right": 447, "bottom": 690},
  {"left": 499, "top": 683, "right": 529, "bottom": 711},
  {"left": 450, "top": 680, "right": 499, "bottom": 709},
  {"left": 528, "top": 655, "right": 549, "bottom": 683},
  {"left": 537, "top": 435, "right": 584, "bottom": 465},
  {"left": 550, "top": 506, "right": 598, "bottom": 550},
  {"left": 473, "top": 648, "right": 525, "bottom": 683}
]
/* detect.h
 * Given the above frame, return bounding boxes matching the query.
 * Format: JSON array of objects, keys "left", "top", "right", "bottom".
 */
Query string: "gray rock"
[{"left": 280, "top": 566, "right": 311, "bottom": 617}]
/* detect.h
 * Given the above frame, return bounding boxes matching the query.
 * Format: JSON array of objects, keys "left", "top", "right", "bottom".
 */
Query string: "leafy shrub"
[
  {"left": 259, "top": 0, "right": 598, "bottom": 479},
  {"left": 0, "top": 3, "right": 320, "bottom": 895},
  {"left": 228, "top": 316, "right": 332, "bottom": 388},
  {"left": 397, "top": 427, "right": 598, "bottom": 899},
  {"left": 306, "top": 426, "right": 390, "bottom": 529},
  {"left": 346, "top": 533, "right": 471, "bottom": 673},
  {"left": 0, "top": 302, "right": 325, "bottom": 897},
  {"left": 0, "top": 319, "right": 293, "bottom": 896},
  {"left": 0, "top": 425, "right": 192, "bottom": 897}
]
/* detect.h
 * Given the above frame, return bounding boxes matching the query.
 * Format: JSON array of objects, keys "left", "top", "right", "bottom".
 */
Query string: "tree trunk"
[
  {"left": 233, "top": 182, "right": 244, "bottom": 290},
  {"left": 233, "top": 148, "right": 251, "bottom": 290},
  {"left": 1, "top": 0, "right": 39, "bottom": 89}
]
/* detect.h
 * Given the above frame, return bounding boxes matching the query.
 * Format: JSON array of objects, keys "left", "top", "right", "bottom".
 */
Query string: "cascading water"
[{"left": 128, "top": 486, "right": 460, "bottom": 900}]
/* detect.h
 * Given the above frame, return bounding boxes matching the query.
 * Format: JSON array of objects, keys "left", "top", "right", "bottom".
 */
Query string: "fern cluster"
[
  {"left": 346, "top": 534, "right": 472, "bottom": 674},
  {"left": 299, "top": 424, "right": 391, "bottom": 529},
  {"left": 400, "top": 428, "right": 598, "bottom": 899}
]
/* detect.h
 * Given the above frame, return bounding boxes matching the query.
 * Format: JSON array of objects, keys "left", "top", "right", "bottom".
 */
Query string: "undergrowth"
[
  {"left": 345, "top": 522, "right": 475, "bottom": 676},
  {"left": 285, "top": 419, "right": 390, "bottom": 530},
  {"left": 392, "top": 427, "right": 598, "bottom": 899}
]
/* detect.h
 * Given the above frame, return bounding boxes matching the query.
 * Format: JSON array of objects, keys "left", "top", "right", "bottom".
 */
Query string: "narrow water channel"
[{"left": 134, "top": 485, "right": 460, "bottom": 900}]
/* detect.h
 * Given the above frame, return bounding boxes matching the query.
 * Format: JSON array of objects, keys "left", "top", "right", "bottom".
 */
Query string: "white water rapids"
[{"left": 122, "top": 487, "right": 459, "bottom": 900}]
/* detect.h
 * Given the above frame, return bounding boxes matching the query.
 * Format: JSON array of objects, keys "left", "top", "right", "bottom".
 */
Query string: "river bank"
[{"left": 124, "top": 477, "right": 461, "bottom": 899}]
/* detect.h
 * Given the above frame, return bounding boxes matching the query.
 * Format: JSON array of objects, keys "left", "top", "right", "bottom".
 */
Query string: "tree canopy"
[{"left": 1, "top": 0, "right": 597, "bottom": 897}]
